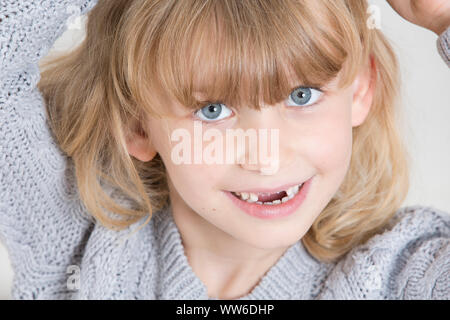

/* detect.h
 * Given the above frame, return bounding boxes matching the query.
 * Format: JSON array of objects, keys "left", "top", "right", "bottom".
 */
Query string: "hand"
[{"left": 386, "top": 0, "right": 450, "bottom": 35}]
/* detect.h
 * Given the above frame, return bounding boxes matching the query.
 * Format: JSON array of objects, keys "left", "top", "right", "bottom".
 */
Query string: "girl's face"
[{"left": 138, "top": 66, "right": 374, "bottom": 251}]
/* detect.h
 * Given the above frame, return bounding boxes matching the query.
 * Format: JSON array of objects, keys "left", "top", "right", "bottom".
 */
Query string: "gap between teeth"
[{"left": 234, "top": 183, "right": 303, "bottom": 205}]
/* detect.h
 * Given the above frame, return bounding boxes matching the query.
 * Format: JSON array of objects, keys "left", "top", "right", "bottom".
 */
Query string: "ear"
[
  {"left": 125, "top": 118, "right": 157, "bottom": 162},
  {"left": 351, "top": 55, "right": 377, "bottom": 127}
]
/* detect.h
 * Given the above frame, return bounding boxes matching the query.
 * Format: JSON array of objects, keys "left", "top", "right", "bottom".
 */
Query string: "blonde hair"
[{"left": 38, "top": 0, "right": 410, "bottom": 263}]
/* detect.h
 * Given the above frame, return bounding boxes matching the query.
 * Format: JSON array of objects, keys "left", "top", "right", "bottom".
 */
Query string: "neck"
[{"left": 169, "top": 189, "right": 288, "bottom": 299}]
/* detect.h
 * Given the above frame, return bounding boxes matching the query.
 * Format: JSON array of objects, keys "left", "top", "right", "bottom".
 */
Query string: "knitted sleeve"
[
  {"left": 0, "top": 0, "right": 98, "bottom": 299},
  {"left": 317, "top": 205, "right": 450, "bottom": 300},
  {"left": 394, "top": 228, "right": 450, "bottom": 299},
  {"left": 437, "top": 26, "right": 450, "bottom": 67}
]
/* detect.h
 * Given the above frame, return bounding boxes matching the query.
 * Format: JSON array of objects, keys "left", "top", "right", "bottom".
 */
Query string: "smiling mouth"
[{"left": 230, "top": 182, "right": 304, "bottom": 205}]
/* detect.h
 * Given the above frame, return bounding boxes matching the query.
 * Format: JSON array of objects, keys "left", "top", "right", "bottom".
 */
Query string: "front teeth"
[
  {"left": 233, "top": 183, "right": 303, "bottom": 205},
  {"left": 249, "top": 193, "right": 258, "bottom": 203},
  {"left": 286, "top": 185, "right": 299, "bottom": 197}
]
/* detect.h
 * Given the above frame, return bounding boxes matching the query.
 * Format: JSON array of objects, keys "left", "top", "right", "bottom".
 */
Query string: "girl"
[{"left": 1, "top": 0, "right": 449, "bottom": 300}]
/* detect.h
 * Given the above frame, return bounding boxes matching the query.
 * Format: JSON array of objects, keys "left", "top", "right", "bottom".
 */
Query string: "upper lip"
[{"left": 226, "top": 177, "right": 311, "bottom": 195}]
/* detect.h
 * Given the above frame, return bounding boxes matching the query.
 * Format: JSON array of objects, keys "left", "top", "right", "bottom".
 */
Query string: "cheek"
[
  {"left": 169, "top": 164, "right": 222, "bottom": 195},
  {"left": 165, "top": 162, "right": 231, "bottom": 219},
  {"left": 299, "top": 95, "right": 354, "bottom": 173},
  {"left": 147, "top": 119, "right": 224, "bottom": 192},
  {"left": 147, "top": 118, "right": 227, "bottom": 204},
  {"left": 316, "top": 112, "right": 352, "bottom": 171}
]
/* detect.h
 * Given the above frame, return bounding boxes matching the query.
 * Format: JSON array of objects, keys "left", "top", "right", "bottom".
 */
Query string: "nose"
[{"left": 236, "top": 107, "right": 296, "bottom": 175}]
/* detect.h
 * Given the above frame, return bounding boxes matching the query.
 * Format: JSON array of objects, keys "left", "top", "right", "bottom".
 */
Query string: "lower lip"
[{"left": 224, "top": 176, "right": 313, "bottom": 220}]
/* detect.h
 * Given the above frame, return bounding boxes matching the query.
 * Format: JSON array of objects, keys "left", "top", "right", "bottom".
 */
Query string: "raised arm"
[
  {"left": 1, "top": 1, "right": 97, "bottom": 85},
  {"left": 386, "top": 0, "right": 450, "bottom": 66},
  {"left": 0, "top": 0, "right": 98, "bottom": 299},
  {"left": 437, "top": 26, "right": 450, "bottom": 67}
]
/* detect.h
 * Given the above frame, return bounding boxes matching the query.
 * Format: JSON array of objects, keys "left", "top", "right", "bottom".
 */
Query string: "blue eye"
[
  {"left": 194, "top": 103, "right": 233, "bottom": 122},
  {"left": 286, "top": 87, "right": 323, "bottom": 107}
]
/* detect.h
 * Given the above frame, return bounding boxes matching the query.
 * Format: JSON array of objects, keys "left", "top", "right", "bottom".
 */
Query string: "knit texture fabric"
[
  {"left": 1, "top": 0, "right": 449, "bottom": 300},
  {"left": 437, "top": 26, "right": 450, "bottom": 68}
]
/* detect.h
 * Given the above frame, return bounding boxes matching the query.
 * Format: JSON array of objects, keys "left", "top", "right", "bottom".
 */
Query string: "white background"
[{"left": 1, "top": 0, "right": 449, "bottom": 299}]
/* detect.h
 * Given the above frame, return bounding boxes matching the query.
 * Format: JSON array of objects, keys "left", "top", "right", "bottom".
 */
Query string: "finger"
[{"left": 386, "top": 0, "right": 415, "bottom": 21}]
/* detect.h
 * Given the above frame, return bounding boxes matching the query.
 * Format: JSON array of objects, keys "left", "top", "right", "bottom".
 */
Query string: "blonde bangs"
[{"left": 126, "top": 0, "right": 366, "bottom": 115}]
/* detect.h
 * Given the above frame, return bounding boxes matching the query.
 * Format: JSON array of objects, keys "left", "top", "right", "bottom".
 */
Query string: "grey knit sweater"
[{"left": 1, "top": 0, "right": 450, "bottom": 300}]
